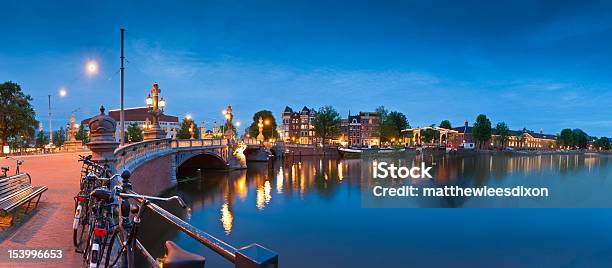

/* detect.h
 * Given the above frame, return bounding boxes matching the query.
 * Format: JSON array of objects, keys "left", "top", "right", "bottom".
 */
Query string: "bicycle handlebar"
[{"left": 119, "top": 193, "right": 187, "bottom": 209}]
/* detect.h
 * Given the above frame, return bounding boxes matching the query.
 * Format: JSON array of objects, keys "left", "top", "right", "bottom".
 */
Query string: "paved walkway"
[{"left": 0, "top": 152, "right": 84, "bottom": 267}]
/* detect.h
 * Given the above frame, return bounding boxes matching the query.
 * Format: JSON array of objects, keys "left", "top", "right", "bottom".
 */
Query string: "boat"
[{"left": 338, "top": 147, "right": 405, "bottom": 157}]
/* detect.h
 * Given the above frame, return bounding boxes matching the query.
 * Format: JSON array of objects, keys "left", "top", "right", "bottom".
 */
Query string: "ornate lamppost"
[
  {"left": 223, "top": 105, "right": 234, "bottom": 141},
  {"left": 144, "top": 82, "right": 166, "bottom": 140},
  {"left": 257, "top": 116, "right": 264, "bottom": 142},
  {"left": 189, "top": 122, "right": 195, "bottom": 139}
]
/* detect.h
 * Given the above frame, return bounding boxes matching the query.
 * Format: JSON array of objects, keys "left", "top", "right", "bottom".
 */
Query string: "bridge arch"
[{"left": 177, "top": 152, "right": 229, "bottom": 174}]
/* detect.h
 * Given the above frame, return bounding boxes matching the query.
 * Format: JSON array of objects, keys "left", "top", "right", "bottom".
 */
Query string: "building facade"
[
  {"left": 340, "top": 111, "right": 380, "bottom": 147},
  {"left": 449, "top": 121, "right": 558, "bottom": 150},
  {"left": 359, "top": 112, "right": 380, "bottom": 146},
  {"left": 281, "top": 106, "right": 318, "bottom": 144}
]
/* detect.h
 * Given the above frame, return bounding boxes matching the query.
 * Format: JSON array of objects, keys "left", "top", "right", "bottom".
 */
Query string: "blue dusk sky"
[{"left": 1, "top": 1, "right": 611, "bottom": 136}]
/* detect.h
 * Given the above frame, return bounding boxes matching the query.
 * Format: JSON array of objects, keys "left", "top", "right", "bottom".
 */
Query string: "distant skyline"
[{"left": 1, "top": 1, "right": 611, "bottom": 136}]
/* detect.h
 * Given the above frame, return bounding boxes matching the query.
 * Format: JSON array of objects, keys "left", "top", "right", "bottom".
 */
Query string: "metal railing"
[{"left": 140, "top": 198, "right": 278, "bottom": 268}]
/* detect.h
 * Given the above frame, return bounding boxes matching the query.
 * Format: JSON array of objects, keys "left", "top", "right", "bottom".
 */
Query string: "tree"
[
  {"left": 439, "top": 120, "right": 452, "bottom": 129},
  {"left": 124, "top": 123, "right": 143, "bottom": 143},
  {"left": 380, "top": 111, "right": 409, "bottom": 142},
  {"left": 572, "top": 129, "right": 588, "bottom": 149},
  {"left": 75, "top": 124, "right": 89, "bottom": 143},
  {"left": 472, "top": 114, "right": 492, "bottom": 149},
  {"left": 0, "top": 81, "right": 38, "bottom": 148},
  {"left": 35, "top": 130, "right": 49, "bottom": 148},
  {"left": 374, "top": 106, "right": 389, "bottom": 138},
  {"left": 8, "top": 135, "right": 29, "bottom": 153},
  {"left": 53, "top": 127, "right": 66, "bottom": 147},
  {"left": 312, "top": 106, "right": 341, "bottom": 144},
  {"left": 494, "top": 122, "right": 510, "bottom": 149},
  {"left": 593, "top": 137, "right": 610, "bottom": 151},
  {"left": 557, "top": 128, "right": 574, "bottom": 148},
  {"left": 176, "top": 118, "right": 200, "bottom": 139},
  {"left": 248, "top": 110, "right": 279, "bottom": 140}
]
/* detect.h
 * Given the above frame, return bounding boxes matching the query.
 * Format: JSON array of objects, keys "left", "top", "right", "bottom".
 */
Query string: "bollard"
[{"left": 235, "top": 244, "right": 278, "bottom": 268}]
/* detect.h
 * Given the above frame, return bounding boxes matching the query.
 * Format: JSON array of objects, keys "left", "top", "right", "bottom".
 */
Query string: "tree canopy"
[
  {"left": 439, "top": 120, "right": 451, "bottom": 129},
  {"left": 75, "top": 124, "right": 89, "bottom": 143},
  {"left": 0, "top": 81, "right": 38, "bottom": 146},
  {"left": 248, "top": 110, "right": 279, "bottom": 140},
  {"left": 35, "top": 131, "right": 49, "bottom": 148},
  {"left": 593, "top": 137, "right": 610, "bottom": 150},
  {"left": 380, "top": 111, "right": 409, "bottom": 142},
  {"left": 53, "top": 127, "right": 66, "bottom": 147},
  {"left": 557, "top": 128, "right": 574, "bottom": 148},
  {"left": 572, "top": 129, "right": 588, "bottom": 149},
  {"left": 176, "top": 118, "right": 199, "bottom": 139},
  {"left": 125, "top": 123, "right": 143, "bottom": 143},
  {"left": 472, "top": 114, "right": 492, "bottom": 149},
  {"left": 312, "top": 106, "right": 341, "bottom": 144},
  {"left": 494, "top": 122, "right": 510, "bottom": 148}
]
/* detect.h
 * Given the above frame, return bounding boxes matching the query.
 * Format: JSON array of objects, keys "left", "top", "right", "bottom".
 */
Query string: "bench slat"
[
  {"left": 0, "top": 173, "right": 46, "bottom": 214},
  {"left": 0, "top": 186, "right": 47, "bottom": 212},
  {"left": 0, "top": 182, "right": 30, "bottom": 200}
]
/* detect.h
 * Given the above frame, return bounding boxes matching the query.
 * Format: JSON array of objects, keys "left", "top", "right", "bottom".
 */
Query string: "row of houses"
[
  {"left": 280, "top": 106, "right": 381, "bottom": 146},
  {"left": 279, "top": 106, "right": 561, "bottom": 150},
  {"left": 83, "top": 105, "right": 562, "bottom": 150}
]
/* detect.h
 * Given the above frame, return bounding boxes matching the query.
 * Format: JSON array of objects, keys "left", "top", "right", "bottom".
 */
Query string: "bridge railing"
[
  {"left": 114, "top": 139, "right": 173, "bottom": 171},
  {"left": 242, "top": 137, "right": 262, "bottom": 146},
  {"left": 171, "top": 138, "right": 227, "bottom": 148}
]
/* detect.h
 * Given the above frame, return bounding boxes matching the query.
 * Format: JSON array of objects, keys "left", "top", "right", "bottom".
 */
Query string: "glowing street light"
[
  {"left": 146, "top": 94, "right": 153, "bottom": 107},
  {"left": 86, "top": 60, "right": 98, "bottom": 75},
  {"left": 159, "top": 97, "right": 166, "bottom": 110},
  {"left": 59, "top": 88, "right": 67, "bottom": 97}
]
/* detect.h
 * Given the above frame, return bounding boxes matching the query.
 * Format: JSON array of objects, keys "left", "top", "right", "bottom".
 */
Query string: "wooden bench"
[{"left": 0, "top": 173, "right": 48, "bottom": 226}]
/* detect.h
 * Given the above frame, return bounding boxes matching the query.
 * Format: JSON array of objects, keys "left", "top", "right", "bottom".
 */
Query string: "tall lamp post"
[
  {"left": 223, "top": 105, "right": 234, "bottom": 141},
  {"left": 257, "top": 117, "right": 264, "bottom": 142},
  {"left": 143, "top": 82, "right": 166, "bottom": 140},
  {"left": 189, "top": 122, "right": 195, "bottom": 139}
]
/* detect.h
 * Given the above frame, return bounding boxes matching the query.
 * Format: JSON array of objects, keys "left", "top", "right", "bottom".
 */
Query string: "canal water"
[{"left": 139, "top": 152, "right": 612, "bottom": 268}]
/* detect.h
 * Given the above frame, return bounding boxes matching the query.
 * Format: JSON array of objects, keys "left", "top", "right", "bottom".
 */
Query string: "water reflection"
[{"left": 140, "top": 152, "right": 612, "bottom": 268}]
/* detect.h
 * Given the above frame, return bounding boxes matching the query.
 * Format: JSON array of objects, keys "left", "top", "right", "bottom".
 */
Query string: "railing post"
[{"left": 235, "top": 244, "right": 279, "bottom": 268}]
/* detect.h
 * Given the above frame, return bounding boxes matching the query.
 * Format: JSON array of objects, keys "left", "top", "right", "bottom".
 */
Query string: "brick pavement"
[{"left": 0, "top": 152, "right": 84, "bottom": 267}]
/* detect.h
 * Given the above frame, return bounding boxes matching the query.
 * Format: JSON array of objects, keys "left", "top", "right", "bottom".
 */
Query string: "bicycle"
[
  {"left": 104, "top": 171, "right": 191, "bottom": 268},
  {"left": 82, "top": 174, "right": 123, "bottom": 268},
  {"left": 78, "top": 155, "right": 110, "bottom": 186},
  {"left": 74, "top": 155, "right": 112, "bottom": 249},
  {"left": 73, "top": 172, "right": 118, "bottom": 250},
  {"left": 2, "top": 156, "right": 24, "bottom": 176}
]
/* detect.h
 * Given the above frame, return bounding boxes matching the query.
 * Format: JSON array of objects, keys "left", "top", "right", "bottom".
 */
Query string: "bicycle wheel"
[
  {"left": 105, "top": 229, "right": 129, "bottom": 268},
  {"left": 73, "top": 200, "right": 89, "bottom": 247}
]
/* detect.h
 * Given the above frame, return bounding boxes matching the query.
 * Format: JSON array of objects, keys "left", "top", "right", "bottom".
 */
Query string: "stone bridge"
[
  {"left": 85, "top": 106, "right": 279, "bottom": 195},
  {"left": 111, "top": 138, "right": 277, "bottom": 195}
]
